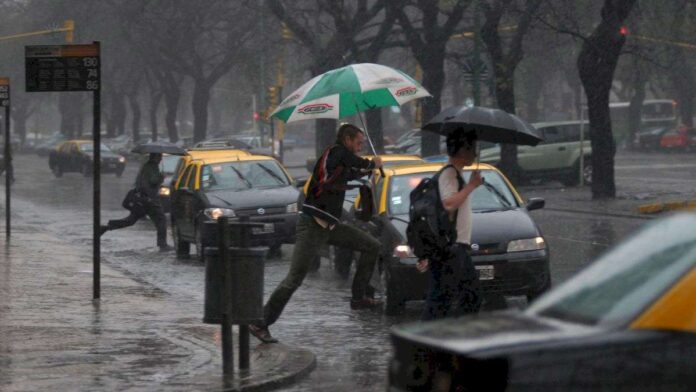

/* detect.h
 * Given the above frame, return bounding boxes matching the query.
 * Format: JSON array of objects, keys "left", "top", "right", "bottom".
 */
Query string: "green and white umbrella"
[{"left": 270, "top": 63, "right": 431, "bottom": 123}]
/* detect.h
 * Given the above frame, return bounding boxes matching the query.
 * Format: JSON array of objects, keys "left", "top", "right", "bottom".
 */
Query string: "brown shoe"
[
  {"left": 249, "top": 324, "right": 278, "bottom": 343},
  {"left": 350, "top": 298, "right": 383, "bottom": 310}
]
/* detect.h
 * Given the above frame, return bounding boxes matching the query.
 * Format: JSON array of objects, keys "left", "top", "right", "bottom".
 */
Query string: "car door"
[
  {"left": 519, "top": 126, "right": 565, "bottom": 171},
  {"left": 173, "top": 164, "right": 198, "bottom": 240}
]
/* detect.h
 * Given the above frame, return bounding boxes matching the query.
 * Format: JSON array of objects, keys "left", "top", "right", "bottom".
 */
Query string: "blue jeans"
[{"left": 422, "top": 243, "right": 481, "bottom": 321}]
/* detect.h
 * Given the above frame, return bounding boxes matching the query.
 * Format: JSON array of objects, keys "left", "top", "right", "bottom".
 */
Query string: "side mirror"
[
  {"left": 526, "top": 197, "right": 545, "bottom": 211},
  {"left": 295, "top": 177, "right": 308, "bottom": 189}
]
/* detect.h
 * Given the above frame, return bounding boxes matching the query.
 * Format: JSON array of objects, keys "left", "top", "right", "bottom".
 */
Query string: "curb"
[{"left": 637, "top": 200, "right": 696, "bottom": 214}]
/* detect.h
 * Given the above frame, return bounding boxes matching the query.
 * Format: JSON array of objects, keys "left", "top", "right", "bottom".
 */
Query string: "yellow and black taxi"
[
  {"left": 49, "top": 140, "right": 126, "bottom": 177},
  {"left": 170, "top": 153, "right": 299, "bottom": 259},
  {"left": 360, "top": 162, "right": 549, "bottom": 314},
  {"left": 390, "top": 213, "right": 696, "bottom": 391},
  {"left": 160, "top": 148, "right": 251, "bottom": 213}
]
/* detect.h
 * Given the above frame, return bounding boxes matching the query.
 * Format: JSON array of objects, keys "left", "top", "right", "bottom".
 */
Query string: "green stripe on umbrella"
[{"left": 270, "top": 63, "right": 430, "bottom": 124}]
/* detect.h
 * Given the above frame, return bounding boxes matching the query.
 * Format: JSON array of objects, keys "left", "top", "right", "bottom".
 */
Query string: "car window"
[
  {"left": 160, "top": 155, "right": 180, "bottom": 174},
  {"left": 200, "top": 160, "right": 290, "bottom": 191},
  {"left": 540, "top": 126, "right": 564, "bottom": 144},
  {"left": 186, "top": 165, "right": 198, "bottom": 189},
  {"left": 79, "top": 143, "right": 111, "bottom": 152},
  {"left": 179, "top": 165, "right": 194, "bottom": 189},
  {"left": 527, "top": 215, "right": 696, "bottom": 328}
]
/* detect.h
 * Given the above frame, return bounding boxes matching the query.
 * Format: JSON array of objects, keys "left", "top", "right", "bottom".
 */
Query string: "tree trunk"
[
  {"left": 577, "top": 0, "right": 636, "bottom": 199},
  {"left": 420, "top": 56, "right": 445, "bottom": 157},
  {"left": 670, "top": 53, "right": 695, "bottom": 128},
  {"left": 59, "top": 94, "right": 77, "bottom": 138},
  {"left": 192, "top": 80, "right": 211, "bottom": 143},
  {"left": 163, "top": 86, "right": 180, "bottom": 143},
  {"left": 149, "top": 91, "right": 162, "bottom": 142},
  {"left": 365, "top": 108, "right": 384, "bottom": 154},
  {"left": 128, "top": 93, "right": 142, "bottom": 143},
  {"left": 495, "top": 73, "right": 522, "bottom": 184},
  {"left": 11, "top": 106, "right": 28, "bottom": 146}
]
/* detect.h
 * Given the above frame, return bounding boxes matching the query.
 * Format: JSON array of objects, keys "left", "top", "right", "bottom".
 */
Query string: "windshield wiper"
[
  {"left": 256, "top": 163, "right": 286, "bottom": 185},
  {"left": 482, "top": 181, "right": 513, "bottom": 209},
  {"left": 229, "top": 166, "right": 252, "bottom": 189}
]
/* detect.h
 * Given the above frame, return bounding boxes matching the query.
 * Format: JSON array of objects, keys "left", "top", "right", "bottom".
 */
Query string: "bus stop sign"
[{"left": 25, "top": 44, "right": 99, "bottom": 92}]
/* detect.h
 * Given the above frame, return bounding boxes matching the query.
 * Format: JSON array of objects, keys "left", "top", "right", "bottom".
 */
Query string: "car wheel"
[
  {"left": 582, "top": 159, "right": 592, "bottom": 185},
  {"left": 333, "top": 247, "right": 353, "bottom": 279},
  {"left": 561, "top": 159, "right": 591, "bottom": 187},
  {"left": 173, "top": 223, "right": 190, "bottom": 259},
  {"left": 82, "top": 163, "right": 92, "bottom": 177},
  {"left": 53, "top": 164, "right": 63, "bottom": 178}
]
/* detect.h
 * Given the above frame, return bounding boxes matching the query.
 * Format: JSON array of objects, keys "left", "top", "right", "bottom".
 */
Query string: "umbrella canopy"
[
  {"left": 132, "top": 141, "right": 187, "bottom": 155},
  {"left": 422, "top": 106, "right": 543, "bottom": 146},
  {"left": 270, "top": 63, "right": 431, "bottom": 123}
]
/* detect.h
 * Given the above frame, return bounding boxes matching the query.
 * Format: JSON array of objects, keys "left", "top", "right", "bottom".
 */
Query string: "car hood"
[
  {"left": 390, "top": 209, "right": 541, "bottom": 245},
  {"left": 205, "top": 186, "right": 299, "bottom": 209},
  {"left": 391, "top": 310, "right": 597, "bottom": 358}
]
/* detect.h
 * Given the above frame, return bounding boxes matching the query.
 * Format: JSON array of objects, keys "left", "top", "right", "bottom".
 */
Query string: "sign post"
[
  {"left": 0, "top": 77, "right": 10, "bottom": 238},
  {"left": 25, "top": 42, "right": 102, "bottom": 299}
]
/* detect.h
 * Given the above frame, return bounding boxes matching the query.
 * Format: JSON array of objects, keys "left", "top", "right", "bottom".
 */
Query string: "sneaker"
[
  {"left": 350, "top": 298, "right": 383, "bottom": 310},
  {"left": 249, "top": 324, "right": 278, "bottom": 343},
  {"left": 158, "top": 245, "right": 174, "bottom": 252}
]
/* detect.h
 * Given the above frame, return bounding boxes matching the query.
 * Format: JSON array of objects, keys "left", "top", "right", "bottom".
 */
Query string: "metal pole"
[
  {"left": 4, "top": 91, "right": 10, "bottom": 238},
  {"left": 93, "top": 41, "right": 101, "bottom": 300},
  {"left": 579, "top": 102, "right": 585, "bottom": 186},
  {"left": 237, "top": 216, "right": 250, "bottom": 370},
  {"left": 219, "top": 217, "right": 234, "bottom": 377}
]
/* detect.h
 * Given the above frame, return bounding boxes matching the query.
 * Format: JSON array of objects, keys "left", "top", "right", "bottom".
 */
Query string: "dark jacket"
[
  {"left": 135, "top": 160, "right": 164, "bottom": 199},
  {"left": 302, "top": 144, "right": 374, "bottom": 224}
]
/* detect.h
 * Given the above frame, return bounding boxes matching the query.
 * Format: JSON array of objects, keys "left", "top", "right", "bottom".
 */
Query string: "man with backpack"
[
  {"left": 249, "top": 123, "right": 383, "bottom": 344},
  {"left": 409, "top": 132, "right": 483, "bottom": 320}
]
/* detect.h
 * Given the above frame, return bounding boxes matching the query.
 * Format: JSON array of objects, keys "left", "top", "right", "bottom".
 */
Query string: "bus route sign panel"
[
  {"left": 25, "top": 44, "right": 100, "bottom": 92},
  {"left": 0, "top": 78, "right": 9, "bottom": 107}
]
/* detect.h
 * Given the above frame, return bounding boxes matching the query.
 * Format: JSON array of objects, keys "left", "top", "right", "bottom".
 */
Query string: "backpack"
[
  {"left": 406, "top": 165, "right": 463, "bottom": 259},
  {"left": 121, "top": 188, "right": 148, "bottom": 215}
]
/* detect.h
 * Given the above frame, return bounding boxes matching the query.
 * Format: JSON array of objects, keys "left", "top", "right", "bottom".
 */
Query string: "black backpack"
[{"left": 406, "top": 165, "right": 463, "bottom": 259}]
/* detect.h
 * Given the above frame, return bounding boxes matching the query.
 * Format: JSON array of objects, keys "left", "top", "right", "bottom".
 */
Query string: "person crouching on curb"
[
  {"left": 249, "top": 123, "right": 383, "bottom": 343},
  {"left": 417, "top": 132, "right": 483, "bottom": 320}
]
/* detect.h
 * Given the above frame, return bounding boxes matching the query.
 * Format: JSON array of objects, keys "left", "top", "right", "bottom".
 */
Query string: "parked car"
[
  {"left": 49, "top": 140, "right": 126, "bottom": 177},
  {"left": 357, "top": 162, "right": 549, "bottom": 314},
  {"left": 633, "top": 125, "right": 671, "bottom": 150},
  {"left": 425, "top": 121, "right": 592, "bottom": 186},
  {"left": 385, "top": 129, "right": 421, "bottom": 154},
  {"left": 389, "top": 212, "right": 696, "bottom": 392},
  {"left": 170, "top": 153, "right": 299, "bottom": 260},
  {"left": 660, "top": 125, "right": 696, "bottom": 151}
]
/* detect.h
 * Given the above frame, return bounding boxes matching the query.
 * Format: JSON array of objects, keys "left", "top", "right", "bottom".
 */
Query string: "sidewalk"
[{"left": 0, "top": 223, "right": 315, "bottom": 391}]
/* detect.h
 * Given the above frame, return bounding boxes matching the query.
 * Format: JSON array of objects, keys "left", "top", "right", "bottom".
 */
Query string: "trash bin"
[{"left": 203, "top": 245, "right": 267, "bottom": 324}]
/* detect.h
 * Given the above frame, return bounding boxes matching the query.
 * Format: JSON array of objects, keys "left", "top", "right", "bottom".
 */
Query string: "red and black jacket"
[{"left": 302, "top": 144, "right": 374, "bottom": 224}]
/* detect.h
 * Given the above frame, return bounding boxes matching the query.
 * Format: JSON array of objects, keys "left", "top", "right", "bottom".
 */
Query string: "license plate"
[
  {"left": 252, "top": 223, "right": 274, "bottom": 235},
  {"left": 476, "top": 265, "right": 494, "bottom": 280}
]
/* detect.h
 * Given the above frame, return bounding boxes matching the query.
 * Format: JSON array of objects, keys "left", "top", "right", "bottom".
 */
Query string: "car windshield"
[
  {"left": 79, "top": 143, "right": 111, "bottom": 152},
  {"left": 160, "top": 155, "right": 180, "bottom": 174},
  {"left": 387, "top": 169, "right": 518, "bottom": 216},
  {"left": 200, "top": 160, "right": 290, "bottom": 191},
  {"left": 527, "top": 215, "right": 696, "bottom": 328}
]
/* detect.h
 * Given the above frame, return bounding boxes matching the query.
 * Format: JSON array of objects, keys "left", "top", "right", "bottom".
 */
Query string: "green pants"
[{"left": 263, "top": 213, "right": 381, "bottom": 326}]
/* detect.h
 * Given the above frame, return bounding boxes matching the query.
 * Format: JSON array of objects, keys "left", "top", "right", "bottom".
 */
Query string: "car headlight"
[
  {"left": 204, "top": 207, "right": 236, "bottom": 220},
  {"left": 286, "top": 203, "right": 298, "bottom": 213},
  {"left": 393, "top": 244, "right": 415, "bottom": 258},
  {"left": 507, "top": 237, "right": 546, "bottom": 252},
  {"left": 118, "top": 156, "right": 126, "bottom": 163},
  {"left": 159, "top": 186, "right": 170, "bottom": 196}
]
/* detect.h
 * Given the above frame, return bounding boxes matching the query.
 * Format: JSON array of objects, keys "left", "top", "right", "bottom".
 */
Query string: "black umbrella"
[
  {"left": 132, "top": 140, "right": 187, "bottom": 155},
  {"left": 422, "top": 106, "right": 543, "bottom": 146}
]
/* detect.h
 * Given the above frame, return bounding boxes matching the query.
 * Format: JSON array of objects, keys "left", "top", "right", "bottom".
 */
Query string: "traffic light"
[
  {"left": 64, "top": 20, "right": 74, "bottom": 43},
  {"left": 266, "top": 85, "right": 280, "bottom": 107}
]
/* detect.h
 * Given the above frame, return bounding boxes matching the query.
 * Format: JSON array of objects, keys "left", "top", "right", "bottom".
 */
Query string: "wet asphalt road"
[{"left": 4, "top": 147, "right": 695, "bottom": 391}]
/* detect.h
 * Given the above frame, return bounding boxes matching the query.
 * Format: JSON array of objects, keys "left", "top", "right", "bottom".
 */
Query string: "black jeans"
[
  {"left": 422, "top": 243, "right": 481, "bottom": 321},
  {"left": 106, "top": 202, "right": 167, "bottom": 248}
]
